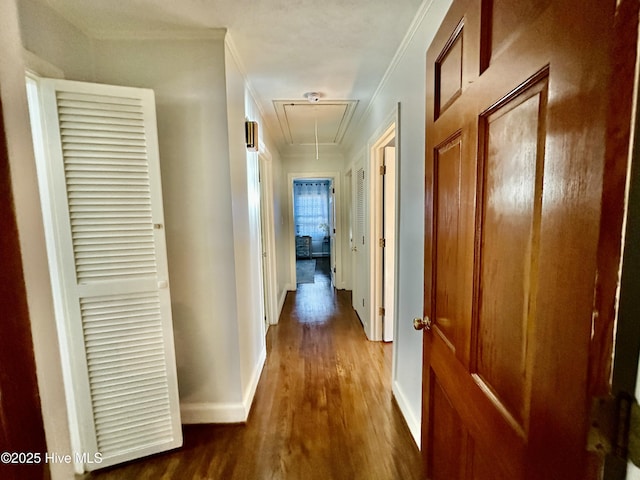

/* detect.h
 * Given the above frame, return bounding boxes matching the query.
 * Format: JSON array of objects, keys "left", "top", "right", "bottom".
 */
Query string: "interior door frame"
[
  {"left": 287, "top": 171, "right": 343, "bottom": 289},
  {"left": 593, "top": 1, "right": 640, "bottom": 477},
  {"left": 329, "top": 181, "right": 337, "bottom": 287},
  {"left": 368, "top": 107, "right": 399, "bottom": 342},
  {"left": 1, "top": 73, "right": 50, "bottom": 480}
]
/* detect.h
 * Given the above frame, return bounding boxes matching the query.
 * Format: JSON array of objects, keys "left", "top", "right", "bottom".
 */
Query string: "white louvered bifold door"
[{"left": 38, "top": 79, "right": 181, "bottom": 471}]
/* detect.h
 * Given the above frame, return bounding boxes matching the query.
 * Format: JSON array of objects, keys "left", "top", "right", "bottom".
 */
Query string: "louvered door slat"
[
  {"left": 60, "top": 98, "right": 157, "bottom": 285},
  {"left": 39, "top": 78, "right": 181, "bottom": 471}
]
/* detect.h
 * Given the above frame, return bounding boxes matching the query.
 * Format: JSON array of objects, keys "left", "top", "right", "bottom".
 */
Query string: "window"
[{"left": 293, "top": 180, "right": 330, "bottom": 250}]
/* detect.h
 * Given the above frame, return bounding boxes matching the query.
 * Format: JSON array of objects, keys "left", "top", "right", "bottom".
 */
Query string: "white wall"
[
  {"left": 224, "top": 39, "right": 268, "bottom": 409},
  {"left": 16, "top": 0, "right": 273, "bottom": 435},
  {"left": 11, "top": 0, "right": 457, "bottom": 469},
  {"left": 345, "top": 0, "right": 453, "bottom": 446},
  {"left": 91, "top": 35, "right": 249, "bottom": 419},
  {"left": 17, "top": 0, "right": 94, "bottom": 81}
]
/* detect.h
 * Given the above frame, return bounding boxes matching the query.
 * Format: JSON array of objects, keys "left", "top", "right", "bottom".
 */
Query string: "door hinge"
[
  {"left": 587, "top": 392, "right": 640, "bottom": 466},
  {"left": 380, "top": 165, "right": 386, "bottom": 175},
  {"left": 379, "top": 238, "right": 386, "bottom": 248},
  {"left": 379, "top": 306, "right": 385, "bottom": 316}
]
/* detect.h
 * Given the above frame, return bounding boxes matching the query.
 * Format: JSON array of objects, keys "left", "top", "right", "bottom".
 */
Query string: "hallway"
[{"left": 83, "top": 275, "right": 422, "bottom": 480}]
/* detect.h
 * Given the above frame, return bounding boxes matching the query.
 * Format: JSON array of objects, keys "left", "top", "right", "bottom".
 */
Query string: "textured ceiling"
[{"left": 41, "top": 0, "right": 424, "bottom": 156}]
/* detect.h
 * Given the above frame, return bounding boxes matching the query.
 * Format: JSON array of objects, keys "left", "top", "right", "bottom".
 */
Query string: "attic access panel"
[{"left": 274, "top": 100, "right": 358, "bottom": 146}]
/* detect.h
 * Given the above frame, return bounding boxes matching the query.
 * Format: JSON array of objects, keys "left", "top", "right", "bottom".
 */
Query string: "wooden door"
[{"left": 422, "top": 1, "right": 614, "bottom": 479}]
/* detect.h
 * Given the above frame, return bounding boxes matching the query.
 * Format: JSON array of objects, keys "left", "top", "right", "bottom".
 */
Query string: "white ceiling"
[{"left": 40, "top": 0, "right": 424, "bottom": 156}]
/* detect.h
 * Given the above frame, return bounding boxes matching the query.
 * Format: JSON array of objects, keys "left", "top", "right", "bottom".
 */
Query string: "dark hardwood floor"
[{"left": 83, "top": 256, "right": 422, "bottom": 479}]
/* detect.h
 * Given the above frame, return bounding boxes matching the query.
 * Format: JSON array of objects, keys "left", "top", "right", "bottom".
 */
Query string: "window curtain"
[{"left": 293, "top": 181, "right": 330, "bottom": 244}]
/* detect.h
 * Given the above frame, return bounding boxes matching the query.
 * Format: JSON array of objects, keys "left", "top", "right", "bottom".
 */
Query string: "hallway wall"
[
  {"left": 225, "top": 40, "right": 274, "bottom": 410},
  {"left": 12, "top": 0, "right": 465, "bottom": 471},
  {"left": 92, "top": 34, "right": 248, "bottom": 419},
  {"left": 18, "top": 0, "right": 94, "bottom": 82},
  {"left": 14, "top": 2, "right": 276, "bottom": 471},
  {"left": 345, "top": 0, "right": 453, "bottom": 446}
]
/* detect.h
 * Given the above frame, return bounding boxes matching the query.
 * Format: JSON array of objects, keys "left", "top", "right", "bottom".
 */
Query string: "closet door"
[
  {"left": 353, "top": 166, "right": 367, "bottom": 328},
  {"left": 38, "top": 78, "right": 181, "bottom": 471}
]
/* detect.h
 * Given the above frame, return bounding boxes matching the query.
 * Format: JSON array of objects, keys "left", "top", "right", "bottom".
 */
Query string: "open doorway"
[
  {"left": 293, "top": 179, "right": 333, "bottom": 287},
  {"left": 287, "top": 171, "right": 342, "bottom": 292},
  {"left": 371, "top": 121, "right": 397, "bottom": 342}
]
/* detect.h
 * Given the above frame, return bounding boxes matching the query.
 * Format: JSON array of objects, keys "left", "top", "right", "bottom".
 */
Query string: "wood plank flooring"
[{"left": 83, "top": 258, "right": 422, "bottom": 479}]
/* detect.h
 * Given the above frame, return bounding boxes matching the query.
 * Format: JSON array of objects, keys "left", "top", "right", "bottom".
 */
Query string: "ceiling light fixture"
[{"left": 304, "top": 92, "right": 321, "bottom": 103}]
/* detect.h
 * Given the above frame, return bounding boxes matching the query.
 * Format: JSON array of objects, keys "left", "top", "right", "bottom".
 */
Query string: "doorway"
[
  {"left": 370, "top": 120, "right": 397, "bottom": 342},
  {"left": 288, "top": 172, "right": 342, "bottom": 292},
  {"left": 293, "top": 179, "right": 333, "bottom": 287}
]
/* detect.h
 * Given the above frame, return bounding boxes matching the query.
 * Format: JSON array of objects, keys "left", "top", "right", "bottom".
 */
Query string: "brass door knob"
[{"left": 413, "top": 316, "right": 432, "bottom": 331}]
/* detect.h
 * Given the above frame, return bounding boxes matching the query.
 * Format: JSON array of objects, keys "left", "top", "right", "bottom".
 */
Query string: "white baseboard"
[
  {"left": 275, "top": 286, "right": 294, "bottom": 324},
  {"left": 392, "top": 380, "right": 421, "bottom": 449},
  {"left": 242, "top": 346, "right": 266, "bottom": 414},
  {"left": 180, "top": 401, "right": 247, "bottom": 424},
  {"left": 181, "top": 346, "right": 267, "bottom": 424}
]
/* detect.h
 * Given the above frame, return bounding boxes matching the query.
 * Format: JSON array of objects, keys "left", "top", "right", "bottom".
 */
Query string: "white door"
[
  {"left": 258, "top": 154, "right": 277, "bottom": 331},
  {"left": 329, "top": 180, "right": 336, "bottom": 287},
  {"left": 353, "top": 165, "right": 368, "bottom": 328},
  {"left": 258, "top": 164, "right": 268, "bottom": 332},
  {"left": 382, "top": 146, "right": 396, "bottom": 341},
  {"left": 34, "top": 78, "right": 182, "bottom": 471}
]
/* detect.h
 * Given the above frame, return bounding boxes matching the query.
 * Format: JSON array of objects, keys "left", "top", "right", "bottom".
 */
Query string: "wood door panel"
[
  {"left": 433, "top": 133, "right": 474, "bottom": 360},
  {"left": 486, "top": 0, "right": 552, "bottom": 64},
  {"left": 435, "top": 22, "right": 464, "bottom": 118},
  {"left": 428, "top": 372, "right": 467, "bottom": 480},
  {"left": 474, "top": 72, "right": 548, "bottom": 429},
  {"left": 427, "top": 0, "right": 481, "bottom": 127},
  {"left": 470, "top": 440, "right": 507, "bottom": 480},
  {"left": 430, "top": 334, "right": 524, "bottom": 479}
]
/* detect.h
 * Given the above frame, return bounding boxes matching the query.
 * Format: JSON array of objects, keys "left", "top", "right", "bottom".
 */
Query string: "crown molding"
[{"left": 346, "top": 0, "right": 437, "bottom": 151}]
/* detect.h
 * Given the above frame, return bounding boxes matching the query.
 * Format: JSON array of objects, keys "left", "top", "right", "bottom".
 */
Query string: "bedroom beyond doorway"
[{"left": 293, "top": 179, "right": 334, "bottom": 286}]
